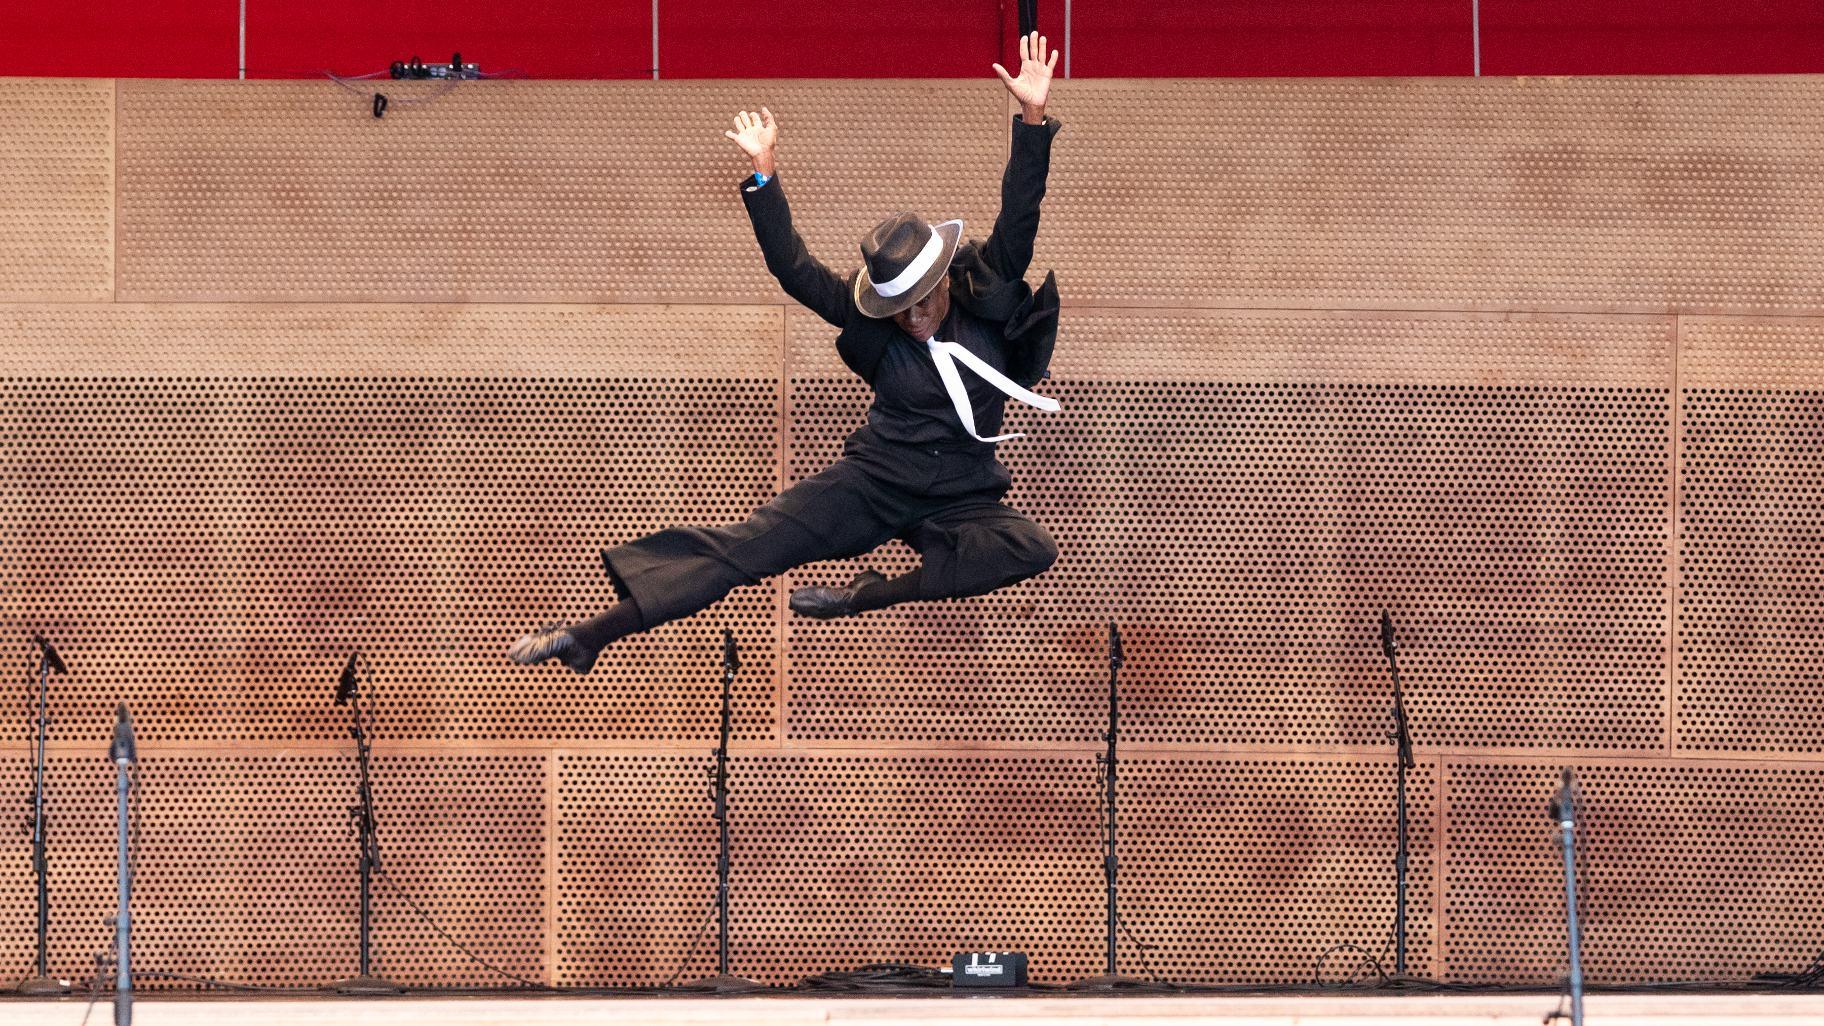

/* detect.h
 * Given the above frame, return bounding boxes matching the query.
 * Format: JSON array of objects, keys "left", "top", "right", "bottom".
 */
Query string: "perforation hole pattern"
[
  {"left": 1, "top": 375, "right": 782, "bottom": 745},
  {"left": 1038, "top": 78, "right": 1824, "bottom": 311},
  {"left": 785, "top": 374, "right": 1669, "bottom": 748},
  {"left": 1678, "top": 386, "right": 1824, "bottom": 753},
  {"left": 558, "top": 753, "right": 1433, "bottom": 985},
  {"left": 0, "top": 753, "right": 544, "bottom": 988},
  {"left": 114, "top": 80, "right": 1004, "bottom": 303},
  {"left": 0, "top": 79, "right": 111, "bottom": 300}
]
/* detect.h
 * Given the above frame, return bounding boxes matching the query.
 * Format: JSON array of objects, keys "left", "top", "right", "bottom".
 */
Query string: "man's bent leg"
[
  {"left": 601, "top": 460, "right": 906, "bottom": 632},
  {"left": 887, "top": 501, "right": 1058, "bottom": 606},
  {"left": 801, "top": 501, "right": 1056, "bottom": 618}
]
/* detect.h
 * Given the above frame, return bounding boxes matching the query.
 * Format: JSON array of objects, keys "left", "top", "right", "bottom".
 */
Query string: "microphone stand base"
[
  {"left": 15, "top": 975, "right": 72, "bottom": 996},
  {"left": 677, "top": 973, "right": 768, "bottom": 994},
  {"left": 1374, "top": 973, "right": 1442, "bottom": 991},
  {"left": 331, "top": 973, "right": 404, "bottom": 995},
  {"left": 1065, "top": 973, "right": 1173, "bottom": 992}
]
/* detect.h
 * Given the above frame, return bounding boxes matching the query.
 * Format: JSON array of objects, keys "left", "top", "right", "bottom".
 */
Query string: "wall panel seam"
[{"left": 1668, "top": 313, "right": 1683, "bottom": 756}]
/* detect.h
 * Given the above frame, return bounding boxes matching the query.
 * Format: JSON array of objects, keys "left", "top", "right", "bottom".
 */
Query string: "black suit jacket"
[{"left": 740, "top": 115, "right": 1062, "bottom": 391}]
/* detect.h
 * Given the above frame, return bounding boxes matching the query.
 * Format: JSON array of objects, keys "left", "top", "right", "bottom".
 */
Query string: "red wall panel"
[
  {"left": 1480, "top": 0, "right": 1824, "bottom": 76},
  {"left": 1067, "top": 0, "right": 1474, "bottom": 77},
  {"left": 248, "top": 0, "right": 651, "bottom": 80},
  {"left": 0, "top": 0, "right": 236, "bottom": 78},
  {"left": 10, "top": 1, "right": 1824, "bottom": 82},
  {"left": 659, "top": 0, "right": 1005, "bottom": 79}
]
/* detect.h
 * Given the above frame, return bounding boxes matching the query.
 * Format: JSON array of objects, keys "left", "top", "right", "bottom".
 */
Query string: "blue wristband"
[{"left": 752, "top": 171, "right": 772, "bottom": 188}]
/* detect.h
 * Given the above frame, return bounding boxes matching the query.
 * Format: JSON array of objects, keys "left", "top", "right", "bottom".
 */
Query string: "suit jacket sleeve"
[
  {"left": 978, "top": 114, "right": 1062, "bottom": 285},
  {"left": 740, "top": 174, "right": 854, "bottom": 330}
]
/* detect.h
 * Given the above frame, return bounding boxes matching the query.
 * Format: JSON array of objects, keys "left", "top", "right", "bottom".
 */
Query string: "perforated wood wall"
[{"left": 4, "top": 76, "right": 1824, "bottom": 989}]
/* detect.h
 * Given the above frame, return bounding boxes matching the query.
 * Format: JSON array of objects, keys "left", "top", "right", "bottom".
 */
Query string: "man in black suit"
[{"left": 510, "top": 32, "right": 1065, "bottom": 675}]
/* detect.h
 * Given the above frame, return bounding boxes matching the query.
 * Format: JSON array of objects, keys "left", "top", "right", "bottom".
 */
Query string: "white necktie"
[{"left": 926, "top": 336, "right": 1060, "bottom": 443}]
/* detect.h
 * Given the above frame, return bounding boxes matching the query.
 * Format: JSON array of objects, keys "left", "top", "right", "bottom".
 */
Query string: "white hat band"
[{"left": 871, "top": 221, "right": 956, "bottom": 298}]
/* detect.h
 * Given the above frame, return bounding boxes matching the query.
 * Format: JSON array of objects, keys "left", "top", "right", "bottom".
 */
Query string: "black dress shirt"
[{"left": 740, "top": 115, "right": 1063, "bottom": 456}]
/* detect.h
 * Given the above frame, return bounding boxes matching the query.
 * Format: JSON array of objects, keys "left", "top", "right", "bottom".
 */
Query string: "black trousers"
[{"left": 600, "top": 435, "right": 1058, "bottom": 630}]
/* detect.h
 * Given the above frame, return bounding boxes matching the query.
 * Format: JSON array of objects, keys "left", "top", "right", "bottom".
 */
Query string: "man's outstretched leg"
[
  {"left": 506, "top": 597, "right": 643, "bottom": 674},
  {"left": 790, "top": 500, "right": 1057, "bottom": 619},
  {"left": 509, "top": 460, "right": 909, "bottom": 671}
]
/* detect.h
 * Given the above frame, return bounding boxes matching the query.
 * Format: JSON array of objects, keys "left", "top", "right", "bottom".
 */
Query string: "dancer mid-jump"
[{"left": 510, "top": 32, "right": 1065, "bottom": 674}]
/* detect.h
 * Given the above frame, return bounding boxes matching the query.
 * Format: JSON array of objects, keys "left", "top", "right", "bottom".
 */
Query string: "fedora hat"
[{"left": 853, "top": 213, "right": 964, "bottom": 319}]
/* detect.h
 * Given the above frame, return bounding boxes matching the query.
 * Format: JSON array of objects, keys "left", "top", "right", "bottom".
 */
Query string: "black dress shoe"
[
  {"left": 789, "top": 569, "right": 887, "bottom": 620},
  {"left": 506, "top": 622, "right": 600, "bottom": 675}
]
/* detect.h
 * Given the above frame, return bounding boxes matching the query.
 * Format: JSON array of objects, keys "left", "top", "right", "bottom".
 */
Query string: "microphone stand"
[
  {"left": 110, "top": 705, "right": 136, "bottom": 1026},
  {"left": 331, "top": 653, "right": 401, "bottom": 995},
  {"left": 683, "top": 628, "right": 764, "bottom": 993},
  {"left": 1310, "top": 614, "right": 1436, "bottom": 990},
  {"left": 1069, "top": 621, "right": 1167, "bottom": 991},
  {"left": 17, "top": 633, "right": 70, "bottom": 995},
  {"left": 1546, "top": 770, "right": 1585, "bottom": 1026},
  {"left": 1380, "top": 611, "right": 1416, "bottom": 981}
]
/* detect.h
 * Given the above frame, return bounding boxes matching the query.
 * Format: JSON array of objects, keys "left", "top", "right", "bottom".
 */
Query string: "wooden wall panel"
[
  {"left": 0, "top": 80, "right": 112, "bottom": 301},
  {"left": 0, "top": 304, "right": 783, "bottom": 744},
  {"left": 785, "top": 309, "right": 1671, "bottom": 750},
  {"left": 554, "top": 754, "right": 711, "bottom": 987},
  {"left": 1444, "top": 759, "right": 1824, "bottom": 983},
  {"left": 114, "top": 80, "right": 1005, "bottom": 304},
  {"left": 1034, "top": 77, "right": 1824, "bottom": 313},
  {"left": 560, "top": 753, "right": 1429, "bottom": 986},
  {"left": 0, "top": 753, "right": 544, "bottom": 988},
  {"left": 1677, "top": 317, "right": 1824, "bottom": 755}
]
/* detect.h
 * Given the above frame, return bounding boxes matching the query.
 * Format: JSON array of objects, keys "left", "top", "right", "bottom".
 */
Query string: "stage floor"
[{"left": 8, "top": 991, "right": 1824, "bottom": 1026}]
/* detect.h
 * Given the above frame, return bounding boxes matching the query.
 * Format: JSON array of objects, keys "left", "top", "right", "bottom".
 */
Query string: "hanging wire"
[
  {"left": 370, "top": 864, "right": 556, "bottom": 990},
  {"left": 324, "top": 70, "right": 463, "bottom": 116},
  {"left": 660, "top": 900, "right": 719, "bottom": 988},
  {"left": 352, "top": 651, "right": 556, "bottom": 991}
]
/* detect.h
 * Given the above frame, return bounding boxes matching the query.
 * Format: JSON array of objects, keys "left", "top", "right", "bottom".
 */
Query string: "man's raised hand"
[
  {"left": 993, "top": 31, "right": 1057, "bottom": 124},
  {"left": 724, "top": 107, "right": 778, "bottom": 178}
]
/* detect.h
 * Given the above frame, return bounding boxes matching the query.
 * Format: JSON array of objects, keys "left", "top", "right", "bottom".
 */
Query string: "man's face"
[{"left": 892, "top": 277, "right": 951, "bottom": 340}]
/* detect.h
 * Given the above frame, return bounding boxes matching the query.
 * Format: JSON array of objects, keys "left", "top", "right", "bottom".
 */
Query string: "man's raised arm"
[
  {"left": 726, "top": 107, "right": 852, "bottom": 329},
  {"left": 981, "top": 31, "right": 1062, "bottom": 283}
]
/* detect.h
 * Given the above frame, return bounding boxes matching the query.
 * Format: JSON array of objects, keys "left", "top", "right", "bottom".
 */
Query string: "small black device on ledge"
[
  {"left": 952, "top": 951, "right": 1028, "bottom": 988},
  {"left": 331, "top": 652, "right": 402, "bottom": 995},
  {"left": 390, "top": 53, "right": 481, "bottom": 80}
]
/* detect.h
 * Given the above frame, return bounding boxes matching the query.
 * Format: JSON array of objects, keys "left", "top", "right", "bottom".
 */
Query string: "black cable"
[
  {"left": 350, "top": 653, "right": 554, "bottom": 992},
  {"left": 1545, "top": 986, "right": 1571, "bottom": 1023},
  {"left": 77, "top": 946, "right": 110, "bottom": 1026},
  {"left": 660, "top": 901, "right": 719, "bottom": 988},
  {"left": 134, "top": 970, "right": 321, "bottom": 994},
  {"left": 797, "top": 962, "right": 951, "bottom": 991},
  {"left": 324, "top": 70, "right": 463, "bottom": 118},
  {"left": 1117, "top": 916, "right": 1169, "bottom": 988},
  {"left": 1761, "top": 953, "right": 1824, "bottom": 986},
  {"left": 242, "top": 65, "right": 655, "bottom": 78},
  {"left": 1314, "top": 941, "right": 1387, "bottom": 989},
  {"left": 369, "top": 865, "right": 558, "bottom": 992}
]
